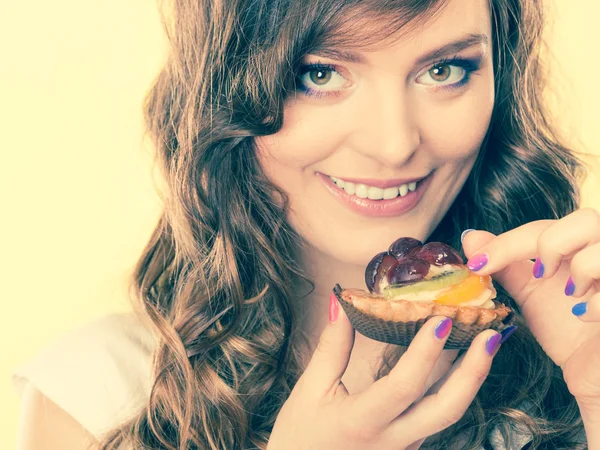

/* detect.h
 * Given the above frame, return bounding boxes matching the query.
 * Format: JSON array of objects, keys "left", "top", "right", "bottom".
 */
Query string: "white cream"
[
  {"left": 388, "top": 286, "right": 496, "bottom": 309},
  {"left": 428, "top": 264, "right": 458, "bottom": 275},
  {"left": 381, "top": 264, "right": 497, "bottom": 309}
]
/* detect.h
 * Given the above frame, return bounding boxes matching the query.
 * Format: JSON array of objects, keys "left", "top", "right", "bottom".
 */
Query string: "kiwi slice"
[{"left": 383, "top": 269, "right": 470, "bottom": 298}]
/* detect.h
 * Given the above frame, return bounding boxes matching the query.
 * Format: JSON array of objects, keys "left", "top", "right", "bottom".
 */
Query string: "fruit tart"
[{"left": 333, "top": 237, "right": 514, "bottom": 349}]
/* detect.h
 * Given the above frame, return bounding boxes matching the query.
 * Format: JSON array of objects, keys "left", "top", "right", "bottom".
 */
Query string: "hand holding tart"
[{"left": 333, "top": 237, "right": 514, "bottom": 349}]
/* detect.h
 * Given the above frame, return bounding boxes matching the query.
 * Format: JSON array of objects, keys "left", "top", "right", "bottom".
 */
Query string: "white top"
[
  {"left": 12, "top": 313, "right": 536, "bottom": 449},
  {"left": 12, "top": 313, "right": 157, "bottom": 440}
]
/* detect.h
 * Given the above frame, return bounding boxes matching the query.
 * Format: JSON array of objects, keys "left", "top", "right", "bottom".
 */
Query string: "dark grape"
[
  {"left": 365, "top": 252, "right": 398, "bottom": 292},
  {"left": 416, "top": 242, "right": 463, "bottom": 266},
  {"left": 387, "top": 257, "right": 429, "bottom": 286},
  {"left": 388, "top": 237, "right": 422, "bottom": 259}
]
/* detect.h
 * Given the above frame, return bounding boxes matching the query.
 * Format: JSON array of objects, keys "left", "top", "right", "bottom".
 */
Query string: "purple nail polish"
[
  {"left": 532, "top": 258, "right": 544, "bottom": 279},
  {"left": 486, "top": 333, "right": 502, "bottom": 355},
  {"left": 467, "top": 253, "right": 488, "bottom": 271},
  {"left": 499, "top": 326, "right": 517, "bottom": 345},
  {"left": 434, "top": 318, "right": 453, "bottom": 340},
  {"left": 565, "top": 277, "right": 576, "bottom": 296}
]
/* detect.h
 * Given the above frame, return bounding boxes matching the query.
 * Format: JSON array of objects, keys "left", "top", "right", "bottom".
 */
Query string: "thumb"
[
  {"left": 461, "top": 229, "right": 496, "bottom": 259},
  {"left": 461, "top": 229, "right": 533, "bottom": 303},
  {"left": 301, "top": 291, "right": 355, "bottom": 394}
]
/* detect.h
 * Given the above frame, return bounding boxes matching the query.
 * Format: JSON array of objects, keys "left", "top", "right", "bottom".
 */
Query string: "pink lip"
[
  {"left": 327, "top": 175, "right": 426, "bottom": 189},
  {"left": 317, "top": 171, "right": 433, "bottom": 217}
]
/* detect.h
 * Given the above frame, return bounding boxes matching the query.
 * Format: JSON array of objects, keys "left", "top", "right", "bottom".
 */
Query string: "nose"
[{"left": 350, "top": 87, "right": 421, "bottom": 167}]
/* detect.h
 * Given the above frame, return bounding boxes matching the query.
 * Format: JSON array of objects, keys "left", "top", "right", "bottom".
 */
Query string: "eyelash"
[
  {"left": 429, "top": 57, "right": 480, "bottom": 91},
  {"left": 296, "top": 57, "right": 480, "bottom": 98},
  {"left": 296, "top": 62, "right": 341, "bottom": 98}
]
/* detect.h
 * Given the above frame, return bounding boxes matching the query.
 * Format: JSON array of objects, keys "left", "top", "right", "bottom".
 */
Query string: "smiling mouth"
[{"left": 326, "top": 175, "right": 424, "bottom": 201}]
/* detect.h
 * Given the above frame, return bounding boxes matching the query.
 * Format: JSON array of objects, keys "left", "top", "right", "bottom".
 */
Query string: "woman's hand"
[
  {"left": 462, "top": 207, "right": 600, "bottom": 414},
  {"left": 267, "top": 294, "right": 503, "bottom": 450}
]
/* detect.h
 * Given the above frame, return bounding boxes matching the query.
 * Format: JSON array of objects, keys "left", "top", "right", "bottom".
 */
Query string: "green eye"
[
  {"left": 298, "top": 64, "right": 349, "bottom": 94},
  {"left": 416, "top": 62, "right": 469, "bottom": 87},
  {"left": 308, "top": 69, "right": 332, "bottom": 85},
  {"left": 429, "top": 64, "right": 452, "bottom": 82}
]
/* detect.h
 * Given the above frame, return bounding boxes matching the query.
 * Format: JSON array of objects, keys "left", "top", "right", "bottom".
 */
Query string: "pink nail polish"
[
  {"left": 467, "top": 253, "right": 488, "bottom": 271},
  {"left": 329, "top": 292, "right": 339, "bottom": 322}
]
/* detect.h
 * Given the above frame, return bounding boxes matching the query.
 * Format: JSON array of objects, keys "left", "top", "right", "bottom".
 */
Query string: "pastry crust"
[
  {"left": 338, "top": 287, "right": 512, "bottom": 326},
  {"left": 333, "top": 284, "right": 515, "bottom": 349}
]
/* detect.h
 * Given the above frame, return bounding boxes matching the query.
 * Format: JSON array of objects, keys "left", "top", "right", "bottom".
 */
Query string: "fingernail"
[
  {"left": 486, "top": 333, "right": 502, "bottom": 355},
  {"left": 434, "top": 317, "right": 453, "bottom": 340},
  {"left": 499, "top": 326, "right": 517, "bottom": 345},
  {"left": 532, "top": 258, "right": 545, "bottom": 279},
  {"left": 329, "top": 291, "right": 339, "bottom": 322},
  {"left": 460, "top": 229, "right": 476, "bottom": 243},
  {"left": 467, "top": 253, "right": 488, "bottom": 271},
  {"left": 572, "top": 302, "right": 587, "bottom": 317},
  {"left": 565, "top": 277, "right": 576, "bottom": 296}
]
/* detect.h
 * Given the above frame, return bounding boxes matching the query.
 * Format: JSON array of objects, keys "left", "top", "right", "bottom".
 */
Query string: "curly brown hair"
[{"left": 96, "top": 0, "right": 588, "bottom": 448}]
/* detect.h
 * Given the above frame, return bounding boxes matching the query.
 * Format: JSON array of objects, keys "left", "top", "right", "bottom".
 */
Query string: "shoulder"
[
  {"left": 16, "top": 383, "right": 98, "bottom": 450},
  {"left": 12, "top": 313, "right": 157, "bottom": 439}
]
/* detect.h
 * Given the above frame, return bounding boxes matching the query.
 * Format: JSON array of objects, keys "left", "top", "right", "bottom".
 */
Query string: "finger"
[
  {"left": 565, "top": 242, "right": 600, "bottom": 298},
  {"left": 391, "top": 346, "right": 460, "bottom": 410},
  {"left": 417, "top": 347, "right": 460, "bottom": 402},
  {"left": 462, "top": 227, "right": 547, "bottom": 303},
  {"left": 385, "top": 329, "right": 501, "bottom": 444},
  {"left": 420, "top": 350, "right": 468, "bottom": 397},
  {"left": 534, "top": 208, "right": 600, "bottom": 279},
  {"left": 462, "top": 222, "right": 554, "bottom": 274},
  {"left": 424, "top": 326, "right": 517, "bottom": 397},
  {"left": 350, "top": 315, "right": 454, "bottom": 430},
  {"left": 571, "top": 292, "right": 600, "bottom": 323},
  {"left": 301, "top": 292, "right": 355, "bottom": 397},
  {"left": 406, "top": 438, "right": 427, "bottom": 450}
]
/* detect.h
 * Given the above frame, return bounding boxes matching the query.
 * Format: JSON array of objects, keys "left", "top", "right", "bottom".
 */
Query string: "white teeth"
[
  {"left": 367, "top": 186, "right": 384, "bottom": 200},
  {"left": 355, "top": 184, "right": 368, "bottom": 198},
  {"left": 344, "top": 181, "right": 355, "bottom": 195},
  {"left": 383, "top": 187, "right": 399, "bottom": 200},
  {"left": 328, "top": 175, "right": 419, "bottom": 200}
]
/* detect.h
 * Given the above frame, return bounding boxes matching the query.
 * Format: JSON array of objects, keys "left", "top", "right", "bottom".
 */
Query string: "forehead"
[{"left": 315, "top": 0, "right": 491, "bottom": 55}]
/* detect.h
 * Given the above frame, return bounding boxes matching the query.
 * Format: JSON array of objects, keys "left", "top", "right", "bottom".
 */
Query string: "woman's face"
[{"left": 256, "top": 0, "right": 494, "bottom": 267}]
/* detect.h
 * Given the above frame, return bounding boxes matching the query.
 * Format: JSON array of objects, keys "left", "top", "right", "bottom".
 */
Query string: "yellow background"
[{"left": 1, "top": 1, "right": 599, "bottom": 448}]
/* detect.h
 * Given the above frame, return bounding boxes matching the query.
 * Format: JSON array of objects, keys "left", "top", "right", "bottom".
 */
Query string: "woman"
[{"left": 15, "top": 0, "right": 600, "bottom": 448}]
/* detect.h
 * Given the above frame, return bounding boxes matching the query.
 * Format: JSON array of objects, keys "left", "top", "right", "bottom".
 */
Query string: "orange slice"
[{"left": 433, "top": 274, "right": 492, "bottom": 306}]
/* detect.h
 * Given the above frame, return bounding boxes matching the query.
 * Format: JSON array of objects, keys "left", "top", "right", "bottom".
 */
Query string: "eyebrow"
[{"left": 311, "top": 33, "right": 489, "bottom": 66}]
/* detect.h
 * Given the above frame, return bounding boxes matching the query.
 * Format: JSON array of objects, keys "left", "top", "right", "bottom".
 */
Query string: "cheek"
[
  {"left": 420, "top": 87, "right": 494, "bottom": 160},
  {"left": 256, "top": 102, "right": 351, "bottom": 169}
]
